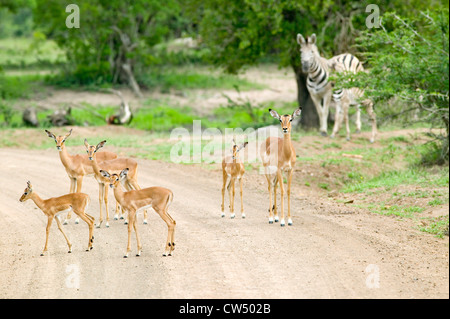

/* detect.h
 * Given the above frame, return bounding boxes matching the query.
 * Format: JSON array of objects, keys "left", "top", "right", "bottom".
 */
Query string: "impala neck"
[
  {"left": 113, "top": 184, "right": 125, "bottom": 202},
  {"left": 90, "top": 154, "right": 101, "bottom": 177},
  {"left": 282, "top": 132, "right": 293, "bottom": 158},
  {"left": 30, "top": 192, "right": 46, "bottom": 211},
  {"left": 59, "top": 144, "right": 73, "bottom": 168}
]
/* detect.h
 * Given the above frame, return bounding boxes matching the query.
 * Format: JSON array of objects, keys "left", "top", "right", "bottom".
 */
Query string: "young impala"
[
  {"left": 221, "top": 140, "right": 248, "bottom": 219},
  {"left": 260, "top": 107, "right": 301, "bottom": 226},
  {"left": 45, "top": 129, "right": 117, "bottom": 224},
  {"left": 84, "top": 139, "right": 147, "bottom": 228},
  {"left": 19, "top": 181, "right": 95, "bottom": 255},
  {"left": 100, "top": 168, "right": 175, "bottom": 258}
]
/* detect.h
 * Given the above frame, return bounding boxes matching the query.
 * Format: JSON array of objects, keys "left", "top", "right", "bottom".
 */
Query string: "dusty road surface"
[{"left": 0, "top": 147, "right": 448, "bottom": 299}]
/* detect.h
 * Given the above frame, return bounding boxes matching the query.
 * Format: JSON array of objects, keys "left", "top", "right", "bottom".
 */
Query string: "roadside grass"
[
  {"left": 139, "top": 67, "right": 266, "bottom": 92},
  {"left": 297, "top": 132, "right": 449, "bottom": 237},
  {"left": 419, "top": 215, "right": 449, "bottom": 238}
]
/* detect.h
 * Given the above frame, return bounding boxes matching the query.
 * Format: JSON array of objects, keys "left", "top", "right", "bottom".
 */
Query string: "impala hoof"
[
  {"left": 288, "top": 218, "right": 293, "bottom": 226},
  {"left": 280, "top": 219, "right": 285, "bottom": 227}
]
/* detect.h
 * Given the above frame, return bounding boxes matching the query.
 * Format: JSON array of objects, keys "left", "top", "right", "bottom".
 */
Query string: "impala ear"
[
  {"left": 63, "top": 129, "right": 72, "bottom": 141},
  {"left": 95, "top": 140, "right": 106, "bottom": 152},
  {"left": 238, "top": 141, "right": 248, "bottom": 152},
  {"left": 119, "top": 168, "right": 129, "bottom": 179},
  {"left": 297, "top": 33, "right": 306, "bottom": 45},
  {"left": 84, "top": 139, "right": 90, "bottom": 149},
  {"left": 45, "top": 130, "right": 57, "bottom": 141},
  {"left": 99, "top": 170, "right": 110, "bottom": 178},
  {"left": 291, "top": 107, "right": 302, "bottom": 120},
  {"left": 268, "top": 108, "right": 281, "bottom": 121}
]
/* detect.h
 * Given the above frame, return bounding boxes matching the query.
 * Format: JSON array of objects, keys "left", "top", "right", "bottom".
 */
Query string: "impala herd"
[{"left": 19, "top": 106, "right": 304, "bottom": 258}]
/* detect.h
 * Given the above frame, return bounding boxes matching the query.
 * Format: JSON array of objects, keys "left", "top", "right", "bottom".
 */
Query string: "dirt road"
[{"left": 0, "top": 147, "right": 448, "bottom": 298}]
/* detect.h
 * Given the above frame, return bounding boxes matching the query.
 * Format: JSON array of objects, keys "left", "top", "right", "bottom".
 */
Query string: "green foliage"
[
  {"left": 334, "top": 9, "right": 449, "bottom": 164},
  {"left": 33, "top": 0, "right": 184, "bottom": 86}
]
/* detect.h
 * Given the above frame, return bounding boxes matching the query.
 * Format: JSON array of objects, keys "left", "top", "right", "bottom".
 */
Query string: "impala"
[
  {"left": 84, "top": 139, "right": 146, "bottom": 227},
  {"left": 221, "top": 140, "right": 248, "bottom": 219},
  {"left": 19, "top": 181, "right": 94, "bottom": 255},
  {"left": 45, "top": 129, "right": 117, "bottom": 224},
  {"left": 100, "top": 168, "right": 176, "bottom": 257},
  {"left": 260, "top": 108, "right": 301, "bottom": 226}
]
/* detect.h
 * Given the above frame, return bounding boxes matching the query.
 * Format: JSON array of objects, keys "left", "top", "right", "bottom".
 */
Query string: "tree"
[
  {"left": 33, "top": 0, "right": 180, "bottom": 96},
  {"left": 188, "top": 0, "right": 447, "bottom": 130}
]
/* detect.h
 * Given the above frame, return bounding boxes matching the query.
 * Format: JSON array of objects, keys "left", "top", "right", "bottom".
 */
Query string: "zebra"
[{"left": 296, "top": 33, "right": 377, "bottom": 143}]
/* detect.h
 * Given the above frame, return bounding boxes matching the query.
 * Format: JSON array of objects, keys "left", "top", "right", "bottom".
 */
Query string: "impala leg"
[
  {"left": 55, "top": 215, "right": 72, "bottom": 253},
  {"left": 133, "top": 218, "right": 142, "bottom": 256},
  {"left": 231, "top": 178, "right": 236, "bottom": 219},
  {"left": 239, "top": 177, "right": 245, "bottom": 218},
  {"left": 287, "top": 169, "right": 293, "bottom": 226},
  {"left": 114, "top": 201, "right": 120, "bottom": 220},
  {"left": 155, "top": 206, "right": 176, "bottom": 256},
  {"left": 221, "top": 171, "right": 227, "bottom": 217},
  {"left": 104, "top": 184, "right": 110, "bottom": 228},
  {"left": 277, "top": 169, "right": 285, "bottom": 227},
  {"left": 72, "top": 177, "right": 83, "bottom": 225},
  {"left": 41, "top": 216, "right": 53, "bottom": 256},
  {"left": 124, "top": 210, "right": 135, "bottom": 258},
  {"left": 266, "top": 173, "right": 274, "bottom": 224},
  {"left": 168, "top": 214, "right": 176, "bottom": 255},
  {"left": 96, "top": 184, "right": 104, "bottom": 228},
  {"left": 76, "top": 211, "right": 95, "bottom": 251},
  {"left": 273, "top": 175, "right": 279, "bottom": 222},
  {"left": 227, "top": 177, "right": 234, "bottom": 218},
  {"left": 64, "top": 178, "right": 76, "bottom": 224}
]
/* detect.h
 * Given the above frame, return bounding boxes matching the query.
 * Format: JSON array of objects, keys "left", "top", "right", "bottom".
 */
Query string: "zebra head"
[{"left": 297, "top": 33, "right": 318, "bottom": 73}]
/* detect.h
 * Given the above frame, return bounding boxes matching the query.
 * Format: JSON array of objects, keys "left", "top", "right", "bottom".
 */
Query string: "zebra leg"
[
  {"left": 355, "top": 105, "right": 362, "bottom": 134},
  {"left": 321, "top": 92, "right": 332, "bottom": 136},
  {"left": 343, "top": 103, "right": 351, "bottom": 141},
  {"left": 364, "top": 99, "right": 377, "bottom": 143},
  {"left": 310, "top": 94, "right": 328, "bottom": 136},
  {"left": 330, "top": 90, "right": 344, "bottom": 139}
]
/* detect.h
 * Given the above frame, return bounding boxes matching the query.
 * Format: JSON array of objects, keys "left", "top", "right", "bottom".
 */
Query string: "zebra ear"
[
  {"left": 309, "top": 34, "right": 317, "bottom": 44},
  {"left": 297, "top": 33, "right": 306, "bottom": 45}
]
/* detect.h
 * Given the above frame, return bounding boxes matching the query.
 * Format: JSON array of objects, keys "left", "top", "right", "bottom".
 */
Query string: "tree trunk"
[{"left": 292, "top": 65, "right": 319, "bottom": 130}]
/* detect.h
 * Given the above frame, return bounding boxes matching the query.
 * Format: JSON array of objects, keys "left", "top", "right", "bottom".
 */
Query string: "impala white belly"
[{"left": 137, "top": 204, "right": 152, "bottom": 213}]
